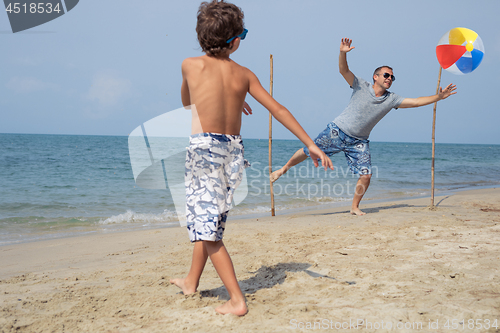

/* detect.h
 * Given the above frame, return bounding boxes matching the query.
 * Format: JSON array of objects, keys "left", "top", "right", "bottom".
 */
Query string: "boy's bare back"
[
  {"left": 182, "top": 54, "right": 250, "bottom": 136},
  {"left": 180, "top": 0, "right": 331, "bottom": 170}
]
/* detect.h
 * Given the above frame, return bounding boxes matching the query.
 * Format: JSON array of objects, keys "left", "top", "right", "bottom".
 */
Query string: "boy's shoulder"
[
  {"left": 181, "top": 56, "right": 205, "bottom": 70},
  {"left": 182, "top": 55, "right": 253, "bottom": 76}
]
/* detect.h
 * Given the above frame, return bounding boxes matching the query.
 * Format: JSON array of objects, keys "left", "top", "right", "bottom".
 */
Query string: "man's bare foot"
[
  {"left": 270, "top": 168, "right": 285, "bottom": 183},
  {"left": 169, "top": 278, "right": 197, "bottom": 295},
  {"left": 350, "top": 207, "right": 366, "bottom": 216},
  {"left": 215, "top": 299, "right": 248, "bottom": 316}
]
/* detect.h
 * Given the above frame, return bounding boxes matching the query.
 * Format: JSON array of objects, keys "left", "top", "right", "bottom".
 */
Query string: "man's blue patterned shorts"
[{"left": 303, "top": 122, "right": 371, "bottom": 175}]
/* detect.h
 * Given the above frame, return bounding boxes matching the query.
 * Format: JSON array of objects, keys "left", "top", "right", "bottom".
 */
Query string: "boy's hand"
[
  {"left": 242, "top": 101, "right": 252, "bottom": 115},
  {"left": 340, "top": 38, "right": 355, "bottom": 53},
  {"left": 308, "top": 145, "right": 334, "bottom": 171}
]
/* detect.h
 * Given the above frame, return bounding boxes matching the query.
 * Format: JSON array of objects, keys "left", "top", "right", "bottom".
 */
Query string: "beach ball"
[{"left": 436, "top": 27, "right": 484, "bottom": 75}]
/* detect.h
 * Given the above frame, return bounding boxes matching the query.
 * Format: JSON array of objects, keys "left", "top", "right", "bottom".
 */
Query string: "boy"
[{"left": 170, "top": 0, "right": 332, "bottom": 316}]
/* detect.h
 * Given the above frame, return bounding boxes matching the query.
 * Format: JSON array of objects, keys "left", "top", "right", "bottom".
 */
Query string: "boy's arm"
[
  {"left": 398, "top": 83, "right": 457, "bottom": 108},
  {"left": 242, "top": 101, "right": 252, "bottom": 115},
  {"left": 339, "top": 38, "right": 355, "bottom": 87},
  {"left": 247, "top": 70, "right": 333, "bottom": 170},
  {"left": 181, "top": 59, "right": 191, "bottom": 107}
]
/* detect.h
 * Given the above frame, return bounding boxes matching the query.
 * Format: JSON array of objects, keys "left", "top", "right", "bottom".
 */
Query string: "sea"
[{"left": 1, "top": 133, "right": 499, "bottom": 246}]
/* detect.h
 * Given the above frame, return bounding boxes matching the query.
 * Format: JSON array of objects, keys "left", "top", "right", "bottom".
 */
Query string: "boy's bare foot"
[
  {"left": 270, "top": 168, "right": 285, "bottom": 183},
  {"left": 350, "top": 207, "right": 366, "bottom": 216},
  {"left": 169, "top": 278, "right": 197, "bottom": 295},
  {"left": 215, "top": 299, "right": 248, "bottom": 316}
]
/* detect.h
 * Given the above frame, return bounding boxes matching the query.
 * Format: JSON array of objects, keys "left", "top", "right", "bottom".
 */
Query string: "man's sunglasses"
[
  {"left": 226, "top": 29, "right": 248, "bottom": 43},
  {"left": 379, "top": 72, "right": 396, "bottom": 81}
]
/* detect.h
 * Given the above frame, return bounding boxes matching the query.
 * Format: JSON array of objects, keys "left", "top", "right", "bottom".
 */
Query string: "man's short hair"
[
  {"left": 196, "top": 0, "right": 244, "bottom": 57},
  {"left": 373, "top": 66, "right": 393, "bottom": 83}
]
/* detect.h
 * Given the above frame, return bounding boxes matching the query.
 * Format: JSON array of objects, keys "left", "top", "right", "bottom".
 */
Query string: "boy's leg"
[
  {"left": 170, "top": 241, "right": 208, "bottom": 294},
  {"left": 270, "top": 148, "right": 308, "bottom": 182},
  {"left": 204, "top": 240, "right": 248, "bottom": 316},
  {"left": 351, "top": 174, "right": 371, "bottom": 216}
]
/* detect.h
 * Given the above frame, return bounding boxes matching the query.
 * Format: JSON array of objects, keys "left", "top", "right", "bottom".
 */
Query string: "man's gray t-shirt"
[{"left": 333, "top": 75, "right": 405, "bottom": 140}]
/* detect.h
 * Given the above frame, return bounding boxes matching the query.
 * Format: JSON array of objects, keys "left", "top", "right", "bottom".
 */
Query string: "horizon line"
[{"left": 1, "top": 132, "right": 498, "bottom": 146}]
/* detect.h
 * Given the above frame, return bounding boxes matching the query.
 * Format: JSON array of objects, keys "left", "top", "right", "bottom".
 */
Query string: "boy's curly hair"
[{"left": 196, "top": 0, "right": 244, "bottom": 57}]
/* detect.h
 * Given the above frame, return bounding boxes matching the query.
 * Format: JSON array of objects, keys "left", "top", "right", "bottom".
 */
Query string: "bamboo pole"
[
  {"left": 269, "top": 55, "right": 275, "bottom": 216},
  {"left": 430, "top": 66, "right": 442, "bottom": 208}
]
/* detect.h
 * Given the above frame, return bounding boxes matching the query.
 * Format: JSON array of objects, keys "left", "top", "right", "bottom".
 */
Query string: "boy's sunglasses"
[
  {"left": 379, "top": 72, "right": 396, "bottom": 81},
  {"left": 226, "top": 29, "right": 248, "bottom": 43}
]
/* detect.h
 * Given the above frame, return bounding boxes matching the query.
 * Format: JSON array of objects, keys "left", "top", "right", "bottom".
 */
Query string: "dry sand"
[{"left": 1, "top": 188, "right": 500, "bottom": 332}]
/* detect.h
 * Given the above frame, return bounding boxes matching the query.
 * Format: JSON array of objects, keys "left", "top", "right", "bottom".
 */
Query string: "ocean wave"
[
  {"left": 310, "top": 196, "right": 351, "bottom": 203},
  {"left": 231, "top": 205, "right": 275, "bottom": 216},
  {"left": 230, "top": 196, "right": 352, "bottom": 217},
  {"left": 99, "top": 210, "right": 180, "bottom": 225}
]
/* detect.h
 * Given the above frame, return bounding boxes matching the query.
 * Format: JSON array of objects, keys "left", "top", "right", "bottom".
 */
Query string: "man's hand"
[
  {"left": 438, "top": 83, "right": 457, "bottom": 101},
  {"left": 242, "top": 101, "right": 252, "bottom": 115},
  {"left": 340, "top": 38, "right": 355, "bottom": 53}
]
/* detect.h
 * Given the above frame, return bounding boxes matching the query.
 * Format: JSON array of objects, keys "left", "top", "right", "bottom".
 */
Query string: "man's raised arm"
[{"left": 339, "top": 38, "right": 355, "bottom": 87}]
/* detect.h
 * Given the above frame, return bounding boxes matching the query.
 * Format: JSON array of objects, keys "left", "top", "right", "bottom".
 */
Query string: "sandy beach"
[{"left": 1, "top": 187, "right": 499, "bottom": 332}]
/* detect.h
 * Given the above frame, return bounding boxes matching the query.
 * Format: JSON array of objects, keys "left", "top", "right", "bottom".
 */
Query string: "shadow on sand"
[
  {"left": 312, "top": 203, "right": 414, "bottom": 216},
  {"left": 311, "top": 195, "right": 453, "bottom": 216},
  {"left": 200, "top": 262, "right": 346, "bottom": 301}
]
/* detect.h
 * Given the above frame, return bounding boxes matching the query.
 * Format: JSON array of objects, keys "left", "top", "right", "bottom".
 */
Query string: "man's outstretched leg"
[
  {"left": 170, "top": 241, "right": 208, "bottom": 294},
  {"left": 270, "top": 148, "right": 308, "bottom": 182},
  {"left": 351, "top": 174, "right": 371, "bottom": 216}
]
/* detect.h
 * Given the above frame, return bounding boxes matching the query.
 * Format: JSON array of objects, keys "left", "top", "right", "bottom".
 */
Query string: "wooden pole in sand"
[
  {"left": 269, "top": 55, "right": 275, "bottom": 216},
  {"left": 430, "top": 66, "right": 442, "bottom": 208}
]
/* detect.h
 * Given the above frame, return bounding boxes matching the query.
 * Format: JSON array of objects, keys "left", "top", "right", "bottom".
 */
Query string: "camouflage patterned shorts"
[{"left": 185, "top": 133, "right": 250, "bottom": 242}]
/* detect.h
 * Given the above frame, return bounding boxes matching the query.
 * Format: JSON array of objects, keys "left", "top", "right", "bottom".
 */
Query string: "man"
[{"left": 271, "top": 38, "right": 457, "bottom": 215}]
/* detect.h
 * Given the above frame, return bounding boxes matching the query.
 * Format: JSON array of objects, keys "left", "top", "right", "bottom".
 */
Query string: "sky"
[{"left": 1, "top": 0, "right": 499, "bottom": 144}]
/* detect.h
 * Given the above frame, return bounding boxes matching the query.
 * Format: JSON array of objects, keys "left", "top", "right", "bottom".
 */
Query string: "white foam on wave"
[
  {"left": 230, "top": 196, "right": 351, "bottom": 217},
  {"left": 403, "top": 191, "right": 428, "bottom": 196},
  {"left": 99, "top": 209, "right": 181, "bottom": 225},
  {"left": 310, "top": 196, "right": 351, "bottom": 203},
  {"left": 99, "top": 196, "right": 353, "bottom": 226},
  {"left": 231, "top": 205, "right": 274, "bottom": 216}
]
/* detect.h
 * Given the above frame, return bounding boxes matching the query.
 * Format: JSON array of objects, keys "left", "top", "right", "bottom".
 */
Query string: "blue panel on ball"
[
  {"left": 471, "top": 49, "right": 484, "bottom": 72},
  {"left": 455, "top": 56, "right": 473, "bottom": 74}
]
